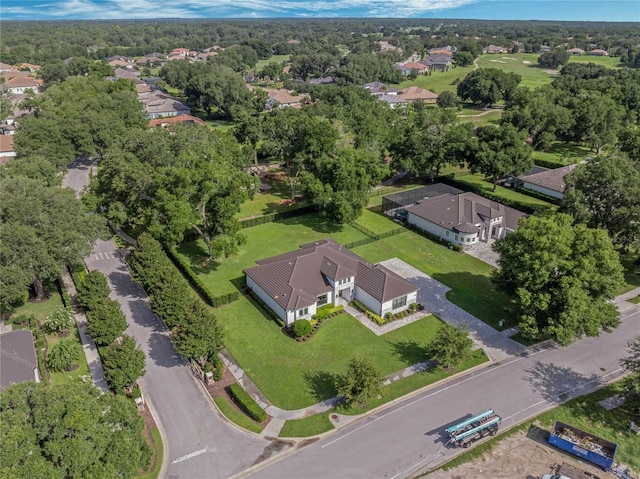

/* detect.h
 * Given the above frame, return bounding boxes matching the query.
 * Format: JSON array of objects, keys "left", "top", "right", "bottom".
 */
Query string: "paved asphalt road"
[
  {"left": 86, "top": 239, "right": 278, "bottom": 479},
  {"left": 247, "top": 308, "right": 639, "bottom": 479}
]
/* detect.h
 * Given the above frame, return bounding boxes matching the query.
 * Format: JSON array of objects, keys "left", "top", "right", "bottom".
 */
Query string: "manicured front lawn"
[
  {"left": 255, "top": 54, "right": 291, "bottom": 71},
  {"left": 215, "top": 296, "right": 444, "bottom": 409},
  {"left": 352, "top": 230, "right": 516, "bottom": 329},
  {"left": 355, "top": 208, "right": 403, "bottom": 235},
  {"left": 176, "top": 213, "right": 369, "bottom": 296},
  {"left": 531, "top": 142, "right": 593, "bottom": 167},
  {"left": 11, "top": 287, "right": 64, "bottom": 325},
  {"left": 214, "top": 396, "right": 264, "bottom": 434}
]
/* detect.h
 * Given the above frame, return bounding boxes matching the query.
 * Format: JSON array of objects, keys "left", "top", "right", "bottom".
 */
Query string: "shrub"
[
  {"left": 76, "top": 270, "right": 111, "bottom": 309},
  {"left": 86, "top": 298, "right": 127, "bottom": 346},
  {"left": 42, "top": 307, "right": 74, "bottom": 334},
  {"left": 384, "top": 312, "right": 394, "bottom": 321},
  {"left": 313, "top": 304, "right": 344, "bottom": 321},
  {"left": 291, "top": 319, "right": 312, "bottom": 338},
  {"left": 46, "top": 339, "right": 83, "bottom": 372},
  {"left": 228, "top": 383, "right": 267, "bottom": 422}
]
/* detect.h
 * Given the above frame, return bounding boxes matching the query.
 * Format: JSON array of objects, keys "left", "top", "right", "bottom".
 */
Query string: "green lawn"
[
  {"left": 532, "top": 142, "right": 593, "bottom": 167},
  {"left": 457, "top": 110, "right": 503, "bottom": 126},
  {"left": 139, "top": 427, "right": 163, "bottom": 479},
  {"left": 355, "top": 208, "right": 402, "bottom": 235},
  {"left": 452, "top": 172, "right": 557, "bottom": 211},
  {"left": 256, "top": 54, "right": 291, "bottom": 71},
  {"left": 215, "top": 296, "right": 445, "bottom": 409},
  {"left": 279, "top": 412, "right": 334, "bottom": 437},
  {"left": 214, "top": 396, "right": 264, "bottom": 434},
  {"left": 477, "top": 53, "right": 558, "bottom": 89},
  {"left": 621, "top": 251, "right": 640, "bottom": 294},
  {"left": 237, "top": 172, "right": 307, "bottom": 219},
  {"left": 176, "top": 213, "right": 369, "bottom": 296},
  {"left": 11, "top": 286, "right": 64, "bottom": 325},
  {"left": 397, "top": 65, "right": 474, "bottom": 94},
  {"left": 352, "top": 231, "right": 516, "bottom": 329},
  {"left": 47, "top": 326, "right": 91, "bottom": 387}
]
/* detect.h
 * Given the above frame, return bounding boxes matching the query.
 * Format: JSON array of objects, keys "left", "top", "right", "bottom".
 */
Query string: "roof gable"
[{"left": 0, "top": 330, "right": 38, "bottom": 391}]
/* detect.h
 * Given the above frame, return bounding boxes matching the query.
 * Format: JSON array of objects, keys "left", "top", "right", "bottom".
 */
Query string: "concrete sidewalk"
[
  {"left": 60, "top": 272, "right": 110, "bottom": 392},
  {"left": 220, "top": 280, "right": 640, "bottom": 439}
]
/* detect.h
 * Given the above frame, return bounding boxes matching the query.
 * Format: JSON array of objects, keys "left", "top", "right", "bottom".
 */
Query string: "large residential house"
[
  {"left": 1, "top": 70, "right": 42, "bottom": 94},
  {"left": 419, "top": 53, "right": 452, "bottom": 71},
  {"left": 483, "top": 45, "right": 508, "bottom": 54},
  {"left": 0, "top": 135, "right": 16, "bottom": 162},
  {"left": 0, "top": 330, "right": 40, "bottom": 392},
  {"left": 518, "top": 164, "right": 578, "bottom": 200},
  {"left": 138, "top": 90, "right": 191, "bottom": 119},
  {"left": 588, "top": 49, "right": 609, "bottom": 56},
  {"left": 566, "top": 48, "right": 585, "bottom": 55},
  {"left": 149, "top": 114, "right": 206, "bottom": 128},
  {"left": 265, "top": 89, "right": 310, "bottom": 109},
  {"left": 244, "top": 239, "right": 418, "bottom": 326},
  {"left": 362, "top": 82, "right": 400, "bottom": 96},
  {"left": 405, "top": 192, "right": 527, "bottom": 248},
  {"left": 398, "top": 86, "right": 438, "bottom": 104}
]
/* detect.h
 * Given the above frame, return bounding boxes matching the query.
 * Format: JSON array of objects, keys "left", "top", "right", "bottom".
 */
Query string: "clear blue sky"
[{"left": 1, "top": 0, "right": 639, "bottom": 21}]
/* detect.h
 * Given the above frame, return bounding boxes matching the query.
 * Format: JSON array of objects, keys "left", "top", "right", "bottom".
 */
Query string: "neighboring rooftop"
[
  {"left": 407, "top": 191, "right": 527, "bottom": 233},
  {"left": 519, "top": 164, "right": 578, "bottom": 193},
  {"left": 0, "top": 329, "right": 40, "bottom": 392}
]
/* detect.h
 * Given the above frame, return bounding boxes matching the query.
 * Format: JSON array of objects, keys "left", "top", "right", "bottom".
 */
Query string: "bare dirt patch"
[{"left": 425, "top": 426, "right": 619, "bottom": 479}]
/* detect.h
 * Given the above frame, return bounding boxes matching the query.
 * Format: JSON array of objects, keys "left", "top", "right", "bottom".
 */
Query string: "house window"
[
  {"left": 317, "top": 294, "right": 328, "bottom": 306},
  {"left": 392, "top": 296, "right": 407, "bottom": 310},
  {"left": 338, "top": 277, "right": 351, "bottom": 285},
  {"left": 454, "top": 235, "right": 458, "bottom": 241},
  {"left": 445, "top": 231, "right": 450, "bottom": 237},
  {"left": 297, "top": 307, "right": 308, "bottom": 317}
]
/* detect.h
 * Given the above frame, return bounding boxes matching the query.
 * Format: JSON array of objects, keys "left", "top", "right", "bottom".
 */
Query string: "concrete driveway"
[{"left": 379, "top": 258, "right": 525, "bottom": 361}]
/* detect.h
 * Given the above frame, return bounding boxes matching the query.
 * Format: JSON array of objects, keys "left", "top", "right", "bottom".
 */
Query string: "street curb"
[{"left": 139, "top": 387, "right": 170, "bottom": 479}]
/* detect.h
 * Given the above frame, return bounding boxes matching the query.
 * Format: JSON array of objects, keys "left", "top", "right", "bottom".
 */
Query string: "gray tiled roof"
[
  {"left": 519, "top": 164, "right": 578, "bottom": 193},
  {"left": 245, "top": 239, "right": 417, "bottom": 311},
  {"left": 0, "top": 329, "right": 38, "bottom": 391},
  {"left": 407, "top": 192, "right": 527, "bottom": 233}
]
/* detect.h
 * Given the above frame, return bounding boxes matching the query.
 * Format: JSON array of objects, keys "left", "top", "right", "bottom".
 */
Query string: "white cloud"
[{"left": 7, "top": 0, "right": 482, "bottom": 19}]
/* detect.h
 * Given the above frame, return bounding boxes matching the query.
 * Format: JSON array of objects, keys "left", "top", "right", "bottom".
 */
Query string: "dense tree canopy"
[
  {"left": 335, "top": 356, "right": 383, "bottom": 407},
  {"left": 0, "top": 381, "right": 151, "bottom": 479},
  {"left": 14, "top": 76, "right": 146, "bottom": 170},
  {"left": 620, "top": 336, "right": 640, "bottom": 412},
  {"left": 562, "top": 154, "right": 640, "bottom": 250},
  {"left": 457, "top": 68, "right": 521, "bottom": 106},
  {"left": 390, "top": 105, "right": 475, "bottom": 182},
  {"left": 102, "top": 335, "right": 146, "bottom": 393},
  {"left": 468, "top": 124, "right": 533, "bottom": 191},
  {"left": 493, "top": 214, "right": 624, "bottom": 345},
  {"left": 95, "top": 125, "right": 257, "bottom": 260},
  {"left": 0, "top": 175, "right": 105, "bottom": 309}
]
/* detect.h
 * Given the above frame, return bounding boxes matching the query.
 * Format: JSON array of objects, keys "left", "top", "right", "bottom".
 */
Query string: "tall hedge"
[{"left": 228, "top": 383, "right": 267, "bottom": 422}]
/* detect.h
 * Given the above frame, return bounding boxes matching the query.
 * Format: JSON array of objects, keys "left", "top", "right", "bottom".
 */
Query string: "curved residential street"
[{"left": 64, "top": 160, "right": 640, "bottom": 479}]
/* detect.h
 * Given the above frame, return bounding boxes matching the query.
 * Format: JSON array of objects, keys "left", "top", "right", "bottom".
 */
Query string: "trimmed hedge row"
[
  {"left": 350, "top": 299, "right": 385, "bottom": 325},
  {"left": 405, "top": 223, "right": 463, "bottom": 252},
  {"left": 165, "top": 247, "right": 239, "bottom": 307},
  {"left": 514, "top": 186, "right": 561, "bottom": 206},
  {"left": 245, "top": 288, "right": 284, "bottom": 326},
  {"left": 58, "top": 278, "right": 73, "bottom": 310},
  {"left": 239, "top": 204, "right": 316, "bottom": 229},
  {"left": 533, "top": 157, "right": 578, "bottom": 170},
  {"left": 313, "top": 304, "right": 344, "bottom": 321},
  {"left": 438, "top": 175, "right": 543, "bottom": 215},
  {"left": 228, "top": 383, "right": 267, "bottom": 422}
]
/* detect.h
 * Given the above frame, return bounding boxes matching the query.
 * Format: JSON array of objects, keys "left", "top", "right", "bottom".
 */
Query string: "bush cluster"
[
  {"left": 351, "top": 299, "right": 386, "bottom": 325},
  {"left": 228, "top": 383, "right": 267, "bottom": 422},
  {"left": 165, "top": 247, "right": 239, "bottom": 307},
  {"left": 312, "top": 304, "right": 344, "bottom": 321},
  {"left": 290, "top": 319, "right": 312, "bottom": 338},
  {"left": 76, "top": 270, "right": 111, "bottom": 309}
]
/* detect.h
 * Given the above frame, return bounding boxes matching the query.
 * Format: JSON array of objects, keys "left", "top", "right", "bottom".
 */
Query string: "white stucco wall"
[
  {"left": 521, "top": 181, "right": 564, "bottom": 199},
  {"left": 407, "top": 213, "right": 478, "bottom": 245},
  {"left": 246, "top": 276, "right": 288, "bottom": 324},
  {"left": 353, "top": 286, "right": 383, "bottom": 315},
  {"left": 380, "top": 291, "right": 417, "bottom": 316}
]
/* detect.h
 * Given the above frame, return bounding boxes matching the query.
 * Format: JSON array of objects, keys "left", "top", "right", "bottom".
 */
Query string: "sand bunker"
[{"left": 522, "top": 60, "right": 532, "bottom": 64}]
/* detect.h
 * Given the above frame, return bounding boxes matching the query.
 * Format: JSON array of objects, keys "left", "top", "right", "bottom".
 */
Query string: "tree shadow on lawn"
[
  {"left": 389, "top": 339, "right": 428, "bottom": 366},
  {"left": 303, "top": 370, "right": 338, "bottom": 403},
  {"left": 282, "top": 214, "right": 350, "bottom": 235},
  {"left": 524, "top": 360, "right": 603, "bottom": 405},
  {"left": 175, "top": 241, "right": 223, "bottom": 273}
]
